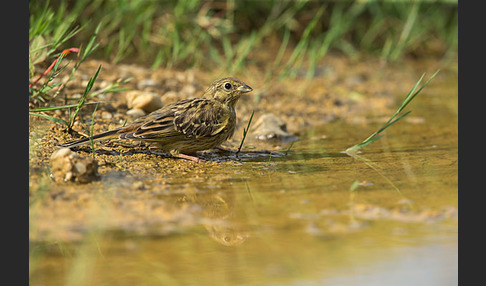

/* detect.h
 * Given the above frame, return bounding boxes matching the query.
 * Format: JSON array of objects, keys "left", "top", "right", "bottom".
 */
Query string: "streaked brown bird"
[{"left": 59, "top": 77, "right": 253, "bottom": 162}]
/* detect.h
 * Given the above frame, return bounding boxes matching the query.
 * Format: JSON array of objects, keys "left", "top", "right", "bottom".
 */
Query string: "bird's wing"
[
  {"left": 174, "top": 98, "right": 230, "bottom": 138},
  {"left": 119, "top": 99, "right": 230, "bottom": 139},
  {"left": 118, "top": 102, "right": 182, "bottom": 140}
]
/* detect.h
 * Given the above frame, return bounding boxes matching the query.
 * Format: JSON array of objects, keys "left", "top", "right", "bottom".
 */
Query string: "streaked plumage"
[{"left": 59, "top": 77, "right": 253, "bottom": 162}]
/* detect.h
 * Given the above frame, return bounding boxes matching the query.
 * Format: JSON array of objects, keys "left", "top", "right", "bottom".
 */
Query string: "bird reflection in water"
[{"left": 187, "top": 189, "right": 250, "bottom": 246}]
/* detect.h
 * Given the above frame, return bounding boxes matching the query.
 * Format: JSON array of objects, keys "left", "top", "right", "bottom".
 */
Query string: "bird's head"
[{"left": 203, "top": 77, "right": 253, "bottom": 107}]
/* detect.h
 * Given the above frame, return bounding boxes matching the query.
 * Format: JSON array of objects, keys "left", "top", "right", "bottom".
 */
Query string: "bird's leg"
[{"left": 170, "top": 150, "right": 205, "bottom": 163}]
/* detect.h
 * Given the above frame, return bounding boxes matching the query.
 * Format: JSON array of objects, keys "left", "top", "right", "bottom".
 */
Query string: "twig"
[{"left": 236, "top": 110, "right": 255, "bottom": 157}]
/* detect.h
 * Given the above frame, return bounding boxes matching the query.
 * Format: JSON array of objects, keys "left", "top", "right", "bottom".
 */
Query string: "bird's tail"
[{"left": 57, "top": 128, "right": 122, "bottom": 149}]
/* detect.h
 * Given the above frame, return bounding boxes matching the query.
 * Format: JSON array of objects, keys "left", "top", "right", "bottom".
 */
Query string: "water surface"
[{"left": 29, "top": 68, "right": 458, "bottom": 285}]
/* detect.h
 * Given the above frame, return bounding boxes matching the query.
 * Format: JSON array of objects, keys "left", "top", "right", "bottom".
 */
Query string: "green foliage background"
[{"left": 30, "top": 0, "right": 458, "bottom": 72}]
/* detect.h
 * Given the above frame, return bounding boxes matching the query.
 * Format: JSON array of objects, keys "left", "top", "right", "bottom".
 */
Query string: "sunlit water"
[{"left": 30, "top": 72, "right": 457, "bottom": 285}]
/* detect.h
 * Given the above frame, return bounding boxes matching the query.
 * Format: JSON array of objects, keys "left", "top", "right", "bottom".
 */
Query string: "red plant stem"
[{"left": 29, "top": 48, "right": 79, "bottom": 88}]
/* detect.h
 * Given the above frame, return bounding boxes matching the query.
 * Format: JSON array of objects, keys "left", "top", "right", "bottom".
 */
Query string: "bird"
[{"left": 58, "top": 77, "right": 253, "bottom": 162}]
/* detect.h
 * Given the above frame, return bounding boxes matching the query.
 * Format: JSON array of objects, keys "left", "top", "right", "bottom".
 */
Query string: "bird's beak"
[{"left": 237, "top": 84, "right": 253, "bottom": 93}]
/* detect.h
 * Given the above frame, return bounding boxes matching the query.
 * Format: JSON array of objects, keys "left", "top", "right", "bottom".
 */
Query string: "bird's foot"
[{"left": 170, "top": 151, "right": 205, "bottom": 163}]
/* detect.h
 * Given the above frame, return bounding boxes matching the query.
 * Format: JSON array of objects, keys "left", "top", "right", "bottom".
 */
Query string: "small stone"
[
  {"left": 50, "top": 148, "right": 99, "bottom": 183},
  {"left": 251, "top": 113, "right": 297, "bottom": 142},
  {"left": 175, "top": 72, "right": 185, "bottom": 82},
  {"left": 161, "top": 90, "right": 179, "bottom": 103},
  {"left": 132, "top": 181, "right": 145, "bottom": 190},
  {"left": 74, "top": 161, "right": 86, "bottom": 174},
  {"left": 99, "top": 80, "right": 110, "bottom": 89},
  {"left": 127, "top": 108, "right": 146, "bottom": 118},
  {"left": 64, "top": 171, "right": 73, "bottom": 181},
  {"left": 51, "top": 147, "right": 71, "bottom": 159},
  {"left": 180, "top": 84, "right": 196, "bottom": 97},
  {"left": 101, "top": 111, "right": 113, "bottom": 119},
  {"left": 125, "top": 90, "right": 163, "bottom": 113},
  {"left": 186, "top": 71, "right": 195, "bottom": 83},
  {"left": 137, "top": 78, "right": 161, "bottom": 90}
]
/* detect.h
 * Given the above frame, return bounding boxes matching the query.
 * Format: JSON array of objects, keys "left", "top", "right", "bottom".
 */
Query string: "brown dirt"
[{"left": 29, "top": 55, "right": 456, "bottom": 242}]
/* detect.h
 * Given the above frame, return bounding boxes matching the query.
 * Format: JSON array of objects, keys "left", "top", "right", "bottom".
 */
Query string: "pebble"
[
  {"left": 125, "top": 90, "right": 163, "bottom": 113},
  {"left": 126, "top": 108, "right": 146, "bottom": 118},
  {"left": 132, "top": 181, "right": 145, "bottom": 191},
  {"left": 50, "top": 148, "right": 99, "bottom": 183},
  {"left": 161, "top": 90, "right": 180, "bottom": 103},
  {"left": 251, "top": 113, "right": 297, "bottom": 141},
  {"left": 101, "top": 111, "right": 113, "bottom": 119},
  {"left": 180, "top": 84, "right": 196, "bottom": 97},
  {"left": 137, "top": 78, "right": 161, "bottom": 90}
]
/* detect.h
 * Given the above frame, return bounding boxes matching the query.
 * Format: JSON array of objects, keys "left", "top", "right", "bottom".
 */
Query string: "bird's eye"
[{"left": 224, "top": 83, "right": 232, "bottom": 90}]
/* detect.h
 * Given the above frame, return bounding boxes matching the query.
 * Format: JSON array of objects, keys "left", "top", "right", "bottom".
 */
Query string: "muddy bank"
[
  {"left": 30, "top": 55, "right": 450, "bottom": 163},
  {"left": 29, "top": 55, "right": 457, "bottom": 242}
]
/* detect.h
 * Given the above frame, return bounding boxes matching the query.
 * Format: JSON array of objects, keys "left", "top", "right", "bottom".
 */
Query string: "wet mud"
[
  {"left": 30, "top": 55, "right": 457, "bottom": 242},
  {"left": 29, "top": 55, "right": 457, "bottom": 284}
]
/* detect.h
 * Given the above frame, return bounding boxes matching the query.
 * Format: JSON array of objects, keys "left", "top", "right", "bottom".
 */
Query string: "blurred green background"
[{"left": 29, "top": 0, "right": 458, "bottom": 74}]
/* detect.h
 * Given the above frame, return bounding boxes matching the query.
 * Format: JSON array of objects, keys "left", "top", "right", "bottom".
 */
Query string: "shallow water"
[{"left": 29, "top": 68, "right": 457, "bottom": 285}]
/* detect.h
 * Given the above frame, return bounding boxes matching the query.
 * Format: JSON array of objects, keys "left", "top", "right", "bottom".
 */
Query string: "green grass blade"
[
  {"left": 398, "top": 73, "right": 425, "bottom": 111},
  {"left": 31, "top": 102, "right": 104, "bottom": 112},
  {"left": 359, "top": 110, "right": 412, "bottom": 146},
  {"left": 400, "top": 69, "right": 440, "bottom": 111},
  {"left": 351, "top": 134, "right": 384, "bottom": 150},
  {"left": 232, "top": 31, "right": 257, "bottom": 73},
  {"left": 29, "top": 112, "right": 69, "bottom": 126},
  {"left": 345, "top": 70, "right": 439, "bottom": 153},
  {"left": 68, "top": 65, "right": 102, "bottom": 129},
  {"left": 81, "top": 23, "right": 101, "bottom": 62},
  {"left": 236, "top": 110, "right": 255, "bottom": 156}
]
